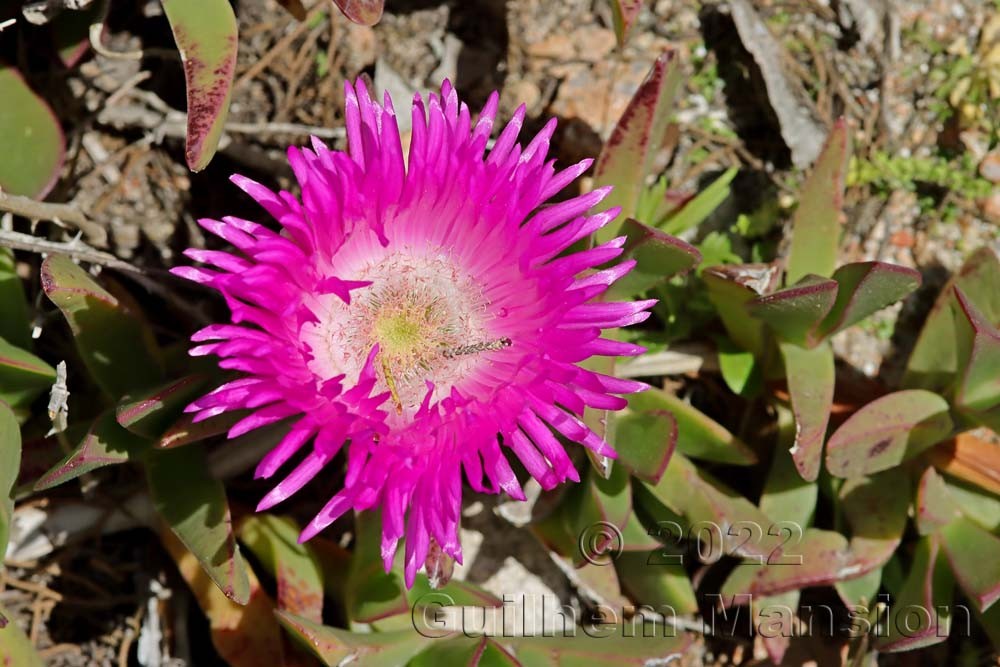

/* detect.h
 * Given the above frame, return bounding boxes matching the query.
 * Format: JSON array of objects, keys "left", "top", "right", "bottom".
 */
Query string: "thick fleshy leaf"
[
  {"left": 759, "top": 412, "right": 817, "bottom": 529},
  {"left": 905, "top": 248, "right": 1000, "bottom": 390},
  {"left": 625, "top": 387, "right": 756, "bottom": 465},
  {"left": 716, "top": 336, "right": 761, "bottom": 397},
  {"left": 0, "top": 248, "right": 31, "bottom": 349},
  {"left": 158, "top": 410, "right": 244, "bottom": 448},
  {"left": 0, "top": 402, "right": 19, "bottom": 559},
  {"left": 411, "top": 637, "right": 519, "bottom": 667},
  {"left": 825, "top": 390, "right": 953, "bottom": 478},
  {"left": 0, "top": 336, "right": 56, "bottom": 409},
  {"left": 747, "top": 274, "right": 838, "bottom": 345},
  {"left": 940, "top": 516, "right": 1000, "bottom": 611},
  {"left": 703, "top": 264, "right": 779, "bottom": 356},
  {"left": 609, "top": 0, "right": 642, "bottom": 46},
  {"left": 116, "top": 374, "right": 212, "bottom": 439},
  {"left": 41, "top": 255, "right": 162, "bottom": 398},
  {"left": 614, "top": 550, "right": 697, "bottom": 614},
  {"left": 915, "top": 467, "right": 963, "bottom": 535},
  {"left": 659, "top": 167, "right": 738, "bottom": 236},
  {"left": 569, "top": 465, "right": 632, "bottom": 566},
  {"left": 239, "top": 515, "right": 324, "bottom": 622},
  {"left": 407, "top": 576, "right": 502, "bottom": 611},
  {"left": 780, "top": 341, "right": 835, "bottom": 482},
  {"left": 840, "top": 468, "right": 910, "bottom": 570},
  {"left": 147, "top": 446, "right": 250, "bottom": 604},
  {"left": 594, "top": 50, "right": 682, "bottom": 239},
  {"left": 161, "top": 528, "right": 285, "bottom": 666},
  {"left": 785, "top": 118, "right": 849, "bottom": 284},
  {"left": 877, "top": 535, "right": 954, "bottom": 652},
  {"left": 34, "top": 410, "right": 149, "bottom": 490},
  {"left": 815, "top": 262, "right": 921, "bottom": 340},
  {"left": 510, "top": 629, "right": 692, "bottom": 665},
  {"left": 277, "top": 611, "right": 433, "bottom": 666},
  {"left": 161, "top": 0, "right": 238, "bottom": 171},
  {"left": 0, "top": 604, "right": 43, "bottom": 667},
  {"left": 346, "top": 510, "right": 408, "bottom": 623},
  {"left": 951, "top": 287, "right": 1000, "bottom": 427},
  {"left": 0, "top": 64, "right": 65, "bottom": 198},
  {"left": 942, "top": 474, "right": 1000, "bottom": 532},
  {"left": 607, "top": 219, "right": 701, "bottom": 297},
  {"left": 609, "top": 402, "right": 676, "bottom": 483},
  {"left": 331, "top": 0, "right": 385, "bottom": 26}
]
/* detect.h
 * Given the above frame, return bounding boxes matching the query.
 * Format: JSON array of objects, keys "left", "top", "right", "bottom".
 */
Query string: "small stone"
[
  {"left": 980, "top": 189, "right": 1000, "bottom": 223},
  {"left": 980, "top": 150, "right": 1000, "bottom": 183},
  {"left": 508, "top": 79, "right": 541, "bottom": 112},
  {"left": 525, "top": 34, "right": 575, "bottom": 60},
  {"left": 571, "top": 26, "right": 617, "bottom": 62}
]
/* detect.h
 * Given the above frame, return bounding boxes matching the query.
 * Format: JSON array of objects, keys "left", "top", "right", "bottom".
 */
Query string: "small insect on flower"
[{"left": 173, "top": 79, "right": 654, "bottom": 587}]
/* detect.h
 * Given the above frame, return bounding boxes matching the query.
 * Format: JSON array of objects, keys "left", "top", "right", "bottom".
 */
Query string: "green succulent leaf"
[
  {"left": 607, "top": 218, "right": 701, "bottom": 298},
  {"left": 594, "top": 50, "right": 682, "bottom": 239},
  {"left": 0, "top": 64, "right": 65, "bottom": 198},
  {"left": 659, "top": 167, "right": 738, "bottom": 236},
  {"left": 786, "top": 118, "right": 849, "bottom": 284},
  {"left": 0, "top": 336, "right": 56, "bottom": 410},
  {"left": 41, "top": 255, "right": 162, "bottom": 399},
  {"left": 609, "top": 402, "right": 677, "bottom": 483},
  {"left": 161, "top": 0, "right": 239, "bottom": 171},
  {"left": 608, "top": 0, "right": 642, "bottom": 46},
  {"left": 53, "top": 1, "right": 105, "bottom": 67},
  {"left": 878, "top": 535, "right": 953, "bottom": 652},
  {"left": 34, "top": 410, "right": 150, "bottom": 490},
  {"left": 825, "top": 390, "right": 953, "bottom": 478},
  {"left": 940, "top": 516, "right": 1000, "bottom": 612},
  {"left": 703, "top": 264, "right": 775, "bottom": 356},
  {"left": 915, "top": 466, "right": 963, "bottom": 535},
  {"left": 510, "top": 629, "right": 692, "bottom": 665},
  {"left": 147, "top": 446, "right": 250, "bottom": 604},
  {"left": 239, "top": 515, "right": 324, "bottom": 622},
  {"left": 411, "top": 637, "right": 519, "bottom": 667},
  {"left": 277, "top": 611, "right": 433, "bottom": 666},
  {"left": 759, "top": 411, "right": 817, "bottom": 529},
  {"left": 780, "top": 341, "right": 835, "bottom": 482},
  {"left": 0, "top": 248, "right": 31, "bottom": 349},
  {"left": 346, "top": 510, "right": 409, "bottom": 623},
  {"left": 0, "top": 604, "right": 44, "bottom": 667},
  {"left": 614, "top": 550, "right": 697, "bottom": 614},
  {"left": 951, "top": 287, "right": 1000, "bottom": 428},
  {"left": 747, "top": 274, "right": 838, "bottom": 345},
  {"left": 716, "top": 336, "right": 762, "bottom": 397},
  {"left": 0, "top": 402, "right": 19, "bottom": 560},
  {"left": 905, "top": 248, "right": 1000, "bottom": 390},
  {"left": 815, "top": 261, "right": 921, "bottom": 340}
]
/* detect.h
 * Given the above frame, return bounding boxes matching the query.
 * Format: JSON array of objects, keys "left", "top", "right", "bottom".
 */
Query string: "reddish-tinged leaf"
[
  {"left": 747, "top": 274, "right": 838, "bottom": 346},
  {"left": 703, "top": 264, "right": 779, "bottom": 356},
  {"left": 780, "top": 341, "right": 834, "bottom": 481},
  {"left": 34, "top": 411, "right": 149, "bottom": 491},
  {"left": 878, "top": 535, "right": 954, "bottom": 652},
  {"left": 615, "top": 550, "right": 697, "bottom": 614},
  {"left": 510, "top": 629, "right": 692, "bottom": 665},
  {"left": 595, "top": 50, "right": 682, "bottom": 240},
  {"left": 785, "top": 118, "right": 849, "bottom": 284},
  {"left": 815, "top": 262, "right": 921, "bottom": 340},
  {"left": 609, "top": 0, "right": 643, "bottom": 46},
  {"left": 940, "top": 516, "right": 1000, "bottom": 611},
  {"left": 411, "top": 637, "right": 520, "bottom": 667},
  {"left": 239, "top": 515, "right": 324, "bottom": 622},
  {"left": 0, "top": 336, "right": 56, "bottom": 409},
  {"left": 610, "top": 407, "right": 676, "bottom": 483},
  {"left": 840, "top": 469, "right": 910, "bottom": 572},
  {"left": 277, "top": 611, "right": 434, "bottom": 666},
  {"left": 41, "top": 255, "right": 162, "bottom": 398},
  {"left": 952, "top": 287, "right": 1000, "bottom": 427},
  {"left": 825, "top": 390, "right": 952, "bottom": 478},
  {"left": 161, "top": 0, "right": 238, "bottom": 171},
  {"left": 0, "top": 64, "right": 65, "bottom": 198},
  {"left": 53, "top": 2, "right": 106, "bottom": 67},
  {"left": 608, "top": 218, "right": 701, "bottom": 297},
  {"left": 161, "top": 528, "right": 285, "bottom": 666},
  {"left": 905, "top": 248, "right": 1000, "bottom": 390},
  {"left": 331, "top": 0, "right": 384, "bottom": 26},
  {"left": 116, "top": 374, "right": 211, "bottom": 439},
  {"left": 158, "top": 410, "right": 243, "bottom": 449},
  {"left": 274, "top": 0, "right": 307, "bottom": 20},
  {"left": 148, "top": 446, "right": 250, "bottom": 604}
]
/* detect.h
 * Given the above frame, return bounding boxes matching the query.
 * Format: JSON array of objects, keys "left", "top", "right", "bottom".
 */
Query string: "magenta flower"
[{"left": 173, "top": 80, "right": 653, "bottom": 586}]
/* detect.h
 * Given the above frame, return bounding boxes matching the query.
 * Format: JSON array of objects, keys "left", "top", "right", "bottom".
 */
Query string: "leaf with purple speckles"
[
  {"left": 331, "top": 0, "right": 384, "bottom": 26},
  {"left": 780, "top": 341, "right": 834, "bottom": 482},
  {"left": 277, "top": 611, "right": 434, "bottom": 665},
  {"left": 951, "top": 287, "right": 1000, "bottom": 430},
  {"left": 825, "top": 390, "right": 953, "bottom": 478},
  {"left": 161, "top": 0, "right": 239, "bottom": 172},
  {"left": 607, "top": 218, "right": 701, "bottom": 298},
  {"left": 594, "top": 50, "right": 682, "bottom": 240},
  {"left": 0, "top": 64, "right": 65, "bottom": 198},
  {"left": 815, "top": 261, "right": 922, "bottom": 342},
  {"left": 746, "top": 274, "right": 838, "bottom": 346}
]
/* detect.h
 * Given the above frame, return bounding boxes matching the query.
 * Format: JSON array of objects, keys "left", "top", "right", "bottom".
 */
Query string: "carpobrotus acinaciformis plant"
[{"left": 173, "top": 80, "right": 654, "bottom": 586}]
